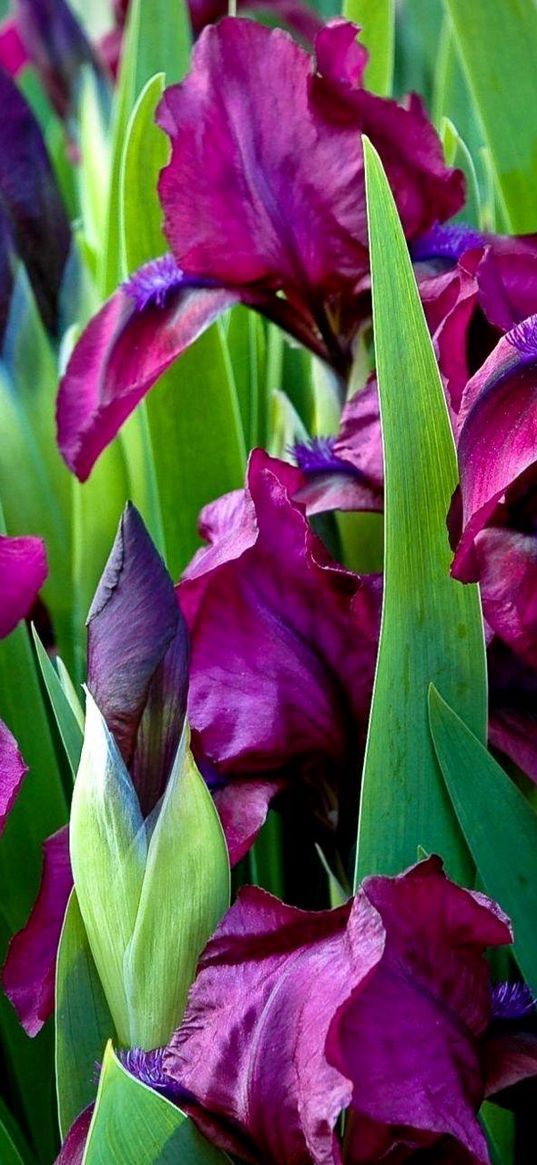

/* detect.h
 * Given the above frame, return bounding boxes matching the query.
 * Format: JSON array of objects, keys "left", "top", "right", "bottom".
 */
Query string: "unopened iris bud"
[{"left": 69, "top": 504, "right": 230, "bottom": 1049}]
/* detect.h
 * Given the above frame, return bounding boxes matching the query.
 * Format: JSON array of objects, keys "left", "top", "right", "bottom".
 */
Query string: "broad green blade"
[
  {"left": 429, "top": 685, "right": 537, "bottom": 993},
  {"left": 146, "top": 325, "right": 246, "bottom": 579},
  {"left": 126, "top": 729, "right": 230, "bottom": 1048},
  {"left": 0, "top": 1096, "right": 34, "bottom": 1165},
  {"left": 70, "top": 693, "right": 147, "bottom": 1045},
  {"left": 31, "top": 627, "right": 83, "bottom": 781},
  {"left": 480, "top": 1103, "right": 514, "bottom": 1165},
  {"left": 83, "top": 1043, "right": 230, "bottom": 1165},
  {"left": 100, "top": 0, "right": 191, "bottom": 295},
  {"left": 55, "top": 891, "right": 115, "bottom": 1139},
  {"left": 445, "top": 0, "right": 537, "bottom": 232},
  {"left": 354, "top": 139, "right": 486, "bottom": 885},
  {"left": 121, "top": 73, "right": 167, "bottom": 274},
  {"left": 341, "top": 0, "right": 394, "bottom": 96}
]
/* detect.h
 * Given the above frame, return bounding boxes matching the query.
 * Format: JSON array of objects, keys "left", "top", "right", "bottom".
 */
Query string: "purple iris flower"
[
  {"left": 3, "top": 503, "right": 190, "bottom": 1035},
  {"left": 160, "top": 856, "right": 537, "bottom": 1165},
  {"left": 178, "top": 449, "right": 381, "bottom": 866},
  {"left": 56, "top": 16, "right": 464, "bottom": 480},
  {"left": 415, "top": 228, "right": 537, "bottom": 413},
  {"left": 0, "top": 0, "right": 105, "bottom": 120},
  {"left": 0, "top": 67, "right": 71, "bottom": 337}
]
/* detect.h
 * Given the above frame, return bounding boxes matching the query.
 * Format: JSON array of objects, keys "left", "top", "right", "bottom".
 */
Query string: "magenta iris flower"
[
  {"left": 57, "top": 17, "right": 464, "bottom": 481},
  {"left": 179, "top": 449, "right": 380, "bottom": 865},
  {"left": 162, "top": 856, "right": 537, "bottom": 1165}
]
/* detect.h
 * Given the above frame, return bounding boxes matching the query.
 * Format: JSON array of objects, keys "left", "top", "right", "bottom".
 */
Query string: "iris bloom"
[
  {"left": 160, "top": 856, "right": 537, "bottom": 1165},
  {"left": 56, "top": 16, "right": 464, "bottom": 480},
  {"left": 179, "top": 448, "right": 380, "bottom": 866}
]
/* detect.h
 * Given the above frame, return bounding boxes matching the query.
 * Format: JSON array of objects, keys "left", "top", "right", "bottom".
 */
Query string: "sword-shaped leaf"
[{"left": 354, "top": 139, "right": 486, "bottom": 885}]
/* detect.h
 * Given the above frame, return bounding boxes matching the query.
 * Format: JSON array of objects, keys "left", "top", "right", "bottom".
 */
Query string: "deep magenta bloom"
[
  {"left": 0, "top": 532, "right": 47, "bottom": 638},
  {"left": 179, "top": 449, "right": 380, "bottom": 864},
  {"left": 57, "top": 17, "right": 463, "bottom": 480},
  {"left": 164, "top": 857, "right": 532, "bottom": 1165},
  {"left": 452, "top": 317, "right": 537, "bottom": 582}
]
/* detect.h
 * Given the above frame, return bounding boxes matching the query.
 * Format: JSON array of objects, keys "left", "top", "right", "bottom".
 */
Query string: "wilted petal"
[
  {"left": 179, "top": 450, "right": 380, "bottom": 855},
  {"left": 3, "top": 827, "right": 72, "bottom": 1036},
  {"left": 0, "top": 532, "right": 47, "bottom": 638},
  {"left": 453, "top": 319, "right": 537, "bottom": 580},
  {"left": 327, "top": 857, "right": 511, "bottom": 1163},
  {"left": 0, "top": 719, "right": 27, "bottom": 833},
  {"left": 164, "top": 885, "right": 385, "bottom": 1165},
  {"left": 54, "top": 1105, "right": 93, "bottom": 1165},
  {"left": 87, "top": 503, "right": 189, "bottom": 817},
  {"left": 0, "top": 69, "right": 71, "bottom": 333},
  {"left": 57, "top": 268, "right": 238, "bottom": 480}
]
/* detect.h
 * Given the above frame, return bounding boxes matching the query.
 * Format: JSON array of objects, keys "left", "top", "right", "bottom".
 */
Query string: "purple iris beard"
[
  {"left": 411, "top": 221, "right": 485, "bottom": 264},
  {"left": 491, "top": 981, "right": 536, "bottom": 1021},
  {"left": 122, "top": 254, "right": 188, "bottom": 311},
  {"left": 505, "top": 313, "right": 537, "bottom": 362},
  {"left": 292, "top": 435, "right": 367, "bottom": 477},
  {"left": 117, "top": 1047, "right": 191, "bottom": 1103}
]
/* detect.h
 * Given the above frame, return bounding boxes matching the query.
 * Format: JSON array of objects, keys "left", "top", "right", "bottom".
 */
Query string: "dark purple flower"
[
  {"left": 178, "top": 449, "right": 381, "bottom": 865},
  {"left": 54, "top": 1105, "right": 93, "bottom": 1165},
  {"left": 163, "top": 857, "right": 524, "bottom": 1165},
  {"left": 0, "top": 68, "right": 71, "bottom": 335},
  {"left": 57, "top": 17, "right": 463, "bottom": 480},
  {"left": 0, "top": 531, "right": 47, "bottom": 637},
  {"left": 1, "top": 0, "right": 105, "bottom": 120}
]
